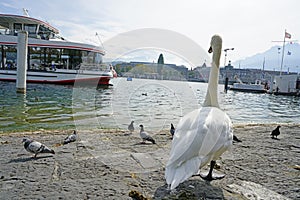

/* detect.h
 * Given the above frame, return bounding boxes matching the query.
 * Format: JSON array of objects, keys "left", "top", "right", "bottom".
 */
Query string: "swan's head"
[
  {"left": 208, "top": 35, "right": 222, "bottom": 54},
  {"left": 208, "top": 35, "right": 222, "bottom": 68}
]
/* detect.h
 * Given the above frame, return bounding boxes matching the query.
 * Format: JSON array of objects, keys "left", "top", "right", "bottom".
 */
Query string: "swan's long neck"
[{"left": 203, "top": 46, "right": 221, "bottom": 108}]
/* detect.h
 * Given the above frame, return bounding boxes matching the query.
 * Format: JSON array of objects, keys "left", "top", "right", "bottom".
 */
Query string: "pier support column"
[
  {"left": 16, "top": 31, "right": 28, "bottom": 93},
  {"left": 224, "top": 77, "right": 229, "bottom": 93}
]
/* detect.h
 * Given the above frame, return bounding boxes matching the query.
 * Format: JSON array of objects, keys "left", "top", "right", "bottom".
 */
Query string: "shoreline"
[
  {"left": 0, "top": 124, "right": 299, "bottom": 199},
  {"left": 1, "top": 121, "right": 299, "bottom": 135}
]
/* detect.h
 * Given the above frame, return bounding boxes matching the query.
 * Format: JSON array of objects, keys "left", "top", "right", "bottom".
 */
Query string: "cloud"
[
  {"left": 1, "top": 0, "right": 299, "bottom": 66},
  {"left": 103, "top": 28, "right": 210, "bottom": 68}
]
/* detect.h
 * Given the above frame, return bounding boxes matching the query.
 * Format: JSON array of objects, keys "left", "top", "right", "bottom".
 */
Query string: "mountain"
[{"left": 233, "top": 43, "right": 300, "bottom": 73}]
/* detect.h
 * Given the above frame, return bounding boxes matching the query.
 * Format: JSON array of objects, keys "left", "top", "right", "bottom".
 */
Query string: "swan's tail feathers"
[{"left": 165, "top": 157, "right": 202, "bottom": 190}]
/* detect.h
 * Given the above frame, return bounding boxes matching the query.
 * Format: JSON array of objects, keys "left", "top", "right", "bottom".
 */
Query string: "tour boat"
[
  {"left": 229, "top": 76, "right": 267, "bottom": 93},
  {"left": 0, "top": 13, "right": 116, "bottom": 85},
  {"left": 230, "top": 81, "right": 267, "bottom": 93}
]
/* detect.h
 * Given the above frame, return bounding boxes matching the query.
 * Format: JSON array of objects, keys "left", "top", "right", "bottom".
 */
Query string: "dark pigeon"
[
  {"left": 22, "top": 138, "right": 55, "bottom": 158},
  {"left": 233, "top": 135, "right": 242, "bottom": 143},
  {"left": 63, "top": 130, "right": 77, "bottom": 145},
  {"left": 139, "top": 125, "right": 155, "bottom": 144},
  {"left": 271, "top": 125, "right": 281, "bottom": 139},
  {"left": 170, "top": 123, "right": 175, "bottom": 138}
]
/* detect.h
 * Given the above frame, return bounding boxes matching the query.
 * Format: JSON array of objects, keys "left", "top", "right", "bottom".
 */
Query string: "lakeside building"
[
  {"left": 192, "top": 61, "right": 296, "bottom": 84},
  {"left": 113, "top": 61, "right": 188, "bottom": 80},
  {"left": 113, "top": 61, "right": 297, "bottom": 85}
]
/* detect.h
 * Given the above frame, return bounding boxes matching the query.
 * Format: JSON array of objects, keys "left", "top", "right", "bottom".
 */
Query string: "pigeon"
[
  {"left": 63, "top": 130, "right": 77, "bottom": 145},
  {"left": 170, "top": 123, "right": 175, "bottom": 138},
  {"left": 271, "top": 125, "right": 281, "bottom": 139},
  {"left": 139, "top": 125, "right": 155, "bottom": 144},
  {"left": 128, "top": 190, "right": 148, "bottom": 200},
  {"left": 233, "top": 135, "right": 242, "bottom": 143},
  {"left": 128, "top": 121, "right": 135, "bottom": 133},
  {"left": 22, "top": 138, "right": 55, "bottom": 158}
]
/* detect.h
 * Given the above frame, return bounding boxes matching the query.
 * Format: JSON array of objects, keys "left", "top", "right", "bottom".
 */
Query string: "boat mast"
[{"left": 280, "top": 29, "right": 286, "bottom": 76}]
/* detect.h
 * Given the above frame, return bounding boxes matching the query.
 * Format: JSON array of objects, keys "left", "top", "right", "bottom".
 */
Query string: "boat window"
[
  {"left": 0, "top": 45, "right": 17, "bottom": 69},
  {"left": 13, "top": 23, "right": 22, "bottom": 31},
  {"left": 1, "top": 43, "right": 104, "bottom": 71},
  {"left": 13, "top": 23, "right": 22, "bottom": 35},
  {"left": 297, "top": 79, "right": 300, "bottom": 90},
  {"left": 24, "top": 24, "right": 37, "bottom": 34}
]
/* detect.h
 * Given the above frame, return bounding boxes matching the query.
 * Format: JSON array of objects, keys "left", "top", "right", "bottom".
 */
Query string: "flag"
[
  {"left": 287, "top": 51, "right": 291, "bottom": 55},
  {"left": 285, "top": 31, "right": 291, "bottom": 39}
]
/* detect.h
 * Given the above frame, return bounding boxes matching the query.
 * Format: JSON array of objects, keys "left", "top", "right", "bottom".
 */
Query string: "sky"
[{"left": 0, "top": 0, "right": 299, "bottom": 68}]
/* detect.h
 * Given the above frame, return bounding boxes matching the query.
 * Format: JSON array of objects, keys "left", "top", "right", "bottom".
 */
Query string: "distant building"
[
  {"left": 189, "top": 62, "right": 210, "bottom": 82},
  {"left": 224, "top": 60, "right": 234, "bottom": 70},
  {"left": 114, "top": 61, "right": 188, "bottom": 80},
  {"left": 195, "top": 62, "right": 295, "bottom": 84},
  {"left": 113, "top": 60, "right": 294, "bottom": 84}
]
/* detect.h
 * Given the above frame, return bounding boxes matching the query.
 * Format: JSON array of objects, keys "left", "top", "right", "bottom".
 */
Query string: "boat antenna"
[
  {"left": 22, "top": 8, "right": 30, "bottom": 17},
  {"left": 95, "top": 32, "right": 105, "bottom": 50}
]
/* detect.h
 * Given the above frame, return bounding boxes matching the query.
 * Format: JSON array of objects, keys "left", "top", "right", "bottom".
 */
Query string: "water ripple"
[{"left": 0, "top": 78, "right": 299, "bottom": 133}]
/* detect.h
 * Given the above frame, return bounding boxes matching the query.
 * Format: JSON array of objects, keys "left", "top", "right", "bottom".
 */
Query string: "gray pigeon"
[
  {"left": 139, "top": 125, "right": 155, "bottom": 144},
  {"left": 22, "top": 138, "right": 55, "bottom": 158},
  {"left": 63, "top": 130, "right": 77, "bottom": 145},
  {"left": 128, "top": 121, "right": 134, "bottom": 133}
]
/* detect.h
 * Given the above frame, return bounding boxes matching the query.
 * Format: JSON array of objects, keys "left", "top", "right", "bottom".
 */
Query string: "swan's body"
[{"left": 165, "top": 35, "right": 233, "bottom": 190}]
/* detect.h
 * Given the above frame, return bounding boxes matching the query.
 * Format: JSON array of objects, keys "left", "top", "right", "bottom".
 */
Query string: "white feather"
[{"left": 165, "top": 107, "right": 232, "bottom": 189}]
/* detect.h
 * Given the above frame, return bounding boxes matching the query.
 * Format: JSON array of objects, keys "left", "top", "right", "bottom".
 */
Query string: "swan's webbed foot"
[
  {"left": 199, "top": 172, "right": 225, "bottom": 181},
  {"left": 199, "top": 160, "right": 225, "bottom": 181}
]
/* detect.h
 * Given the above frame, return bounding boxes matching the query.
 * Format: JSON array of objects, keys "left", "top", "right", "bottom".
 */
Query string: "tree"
[
  {"left": 158, "top": 53, "right": 164, "bottom": 64},
  {"left": 157, "top": 53, "right": 164, "bottom": 77}
]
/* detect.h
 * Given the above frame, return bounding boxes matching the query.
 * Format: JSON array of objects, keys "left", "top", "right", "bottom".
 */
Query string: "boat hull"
[
  {"left": 229, "top": 87, "right": 267, "bottom": 93},
  {"left": 229, "top": 82, "right": 267, "bottom": 93},
  {"left": 0, "top": 69, "right": 113, "bottom": 85}
]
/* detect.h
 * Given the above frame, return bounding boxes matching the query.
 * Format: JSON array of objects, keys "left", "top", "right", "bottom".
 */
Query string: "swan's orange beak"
[{"left": 208, "top": 46, "right": 212, "bottom": 53}]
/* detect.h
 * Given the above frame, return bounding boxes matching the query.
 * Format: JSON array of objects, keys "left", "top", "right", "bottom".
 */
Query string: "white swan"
[{"left": 165, "top": 35, "right": 233, "bottom": 190}]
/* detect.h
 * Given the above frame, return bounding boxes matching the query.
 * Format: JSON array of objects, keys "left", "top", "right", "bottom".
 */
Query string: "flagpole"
[{"left": 280, "top": 29, "right": 286, "bottom": 76}]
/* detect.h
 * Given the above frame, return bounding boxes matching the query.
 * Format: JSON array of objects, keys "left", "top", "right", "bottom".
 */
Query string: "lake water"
[{"left": 0, "top": 78, "right": 299, "bottom": 133}]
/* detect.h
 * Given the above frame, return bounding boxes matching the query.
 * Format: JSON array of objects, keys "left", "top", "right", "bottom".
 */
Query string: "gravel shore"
[{"left": 0, "top": 124, "right": 299, "bottom": 199}]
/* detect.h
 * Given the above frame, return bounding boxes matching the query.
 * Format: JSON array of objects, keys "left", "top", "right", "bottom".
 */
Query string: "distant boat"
[
  {"left": 271, "top": 74, "right": 300, "bottom": 96},
  {"left": 229, "top": 76, "right": 267, "bottom": 93},
  {"left": 0, "top": 13, "right": 116, "bottom": 85}
]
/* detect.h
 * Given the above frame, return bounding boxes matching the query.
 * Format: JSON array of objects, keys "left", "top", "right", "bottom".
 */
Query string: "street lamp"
[
  {"left": 223, "top": 47, "right": 234, "bottom": 93},
  {"left": 224, "top": 48, "right": 234, "bottom": 67}
]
